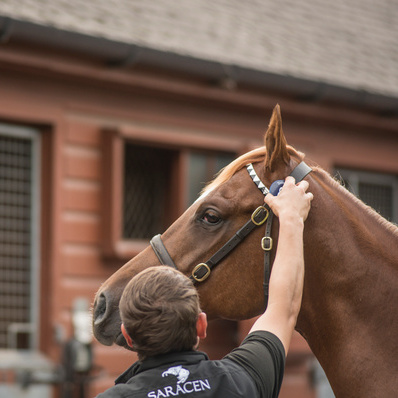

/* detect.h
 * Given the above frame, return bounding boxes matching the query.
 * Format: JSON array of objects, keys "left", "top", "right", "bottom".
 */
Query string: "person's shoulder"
[
  {"left": 222, "top": 330, "right": 286, "bottom": 398},
  {"left": 242, "top": 330, "right": 285, "bottom": 354},
  {"left": 223, "top": 329, "right": 285, "bottom": 368}
]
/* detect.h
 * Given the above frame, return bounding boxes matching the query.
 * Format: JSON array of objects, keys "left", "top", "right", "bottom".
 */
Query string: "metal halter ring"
[
  {"left": 251, "top": 206, "right": 269, "bottom": 226},
  {"left": 191, "top": 263, "right": 211, "bottom": 282},
  {"left": 261, "top": 236, "right": 273, "bottom": 251}
]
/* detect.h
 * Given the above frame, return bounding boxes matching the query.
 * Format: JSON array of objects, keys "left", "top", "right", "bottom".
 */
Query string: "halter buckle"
[
  {"left": 192, "top": 263, "right": 211, "bottom": 283},
  {"left": 251, "top": 206, "right": 269, "bottom": 226},
  {"left": 261, "top": 236, "right": 273, "bottom": 251}
]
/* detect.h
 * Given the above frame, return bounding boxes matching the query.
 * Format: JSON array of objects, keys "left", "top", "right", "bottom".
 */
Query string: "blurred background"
[{"left": 0, "top": 1, "right": 397, "bottom": 397}]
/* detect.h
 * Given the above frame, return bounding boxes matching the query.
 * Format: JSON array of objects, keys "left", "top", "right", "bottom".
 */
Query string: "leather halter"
[{"left": 150, "top": 161, "right": 312, "bottom": 309}]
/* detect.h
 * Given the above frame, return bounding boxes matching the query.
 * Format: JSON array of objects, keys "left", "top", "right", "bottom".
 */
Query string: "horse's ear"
[{"left": 264, "top": 104, "right": 290, "bottom": 172}]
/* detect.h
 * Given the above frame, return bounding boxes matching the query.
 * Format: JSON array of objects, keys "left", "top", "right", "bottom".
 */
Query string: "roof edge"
[{"left": 1, "top": 16, "right": 397, "bottom": 115}]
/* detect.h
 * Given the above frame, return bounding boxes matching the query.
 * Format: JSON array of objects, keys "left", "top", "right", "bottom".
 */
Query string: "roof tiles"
[{"left": 1, "top": 0, "right": 397, "bottom": 97}]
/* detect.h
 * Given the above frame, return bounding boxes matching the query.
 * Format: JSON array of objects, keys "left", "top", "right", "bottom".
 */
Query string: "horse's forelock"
[{"left": 201, "top": 147, "right": 266, "bottom": 195}]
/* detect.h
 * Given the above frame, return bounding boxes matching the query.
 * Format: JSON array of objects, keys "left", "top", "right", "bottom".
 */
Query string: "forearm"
[
  {"left": 250, "top": 214, "right": 305, "bottom": 354},
  {"left": 248, "top": 176, "right": 311, "bottom": 354},
  {"left": 268, "top": 215, "right": 305, "bottom": 322}
]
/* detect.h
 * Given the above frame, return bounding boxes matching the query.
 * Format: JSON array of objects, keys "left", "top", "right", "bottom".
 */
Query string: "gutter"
[{"left": 0, "top": 16, "right": 397, "bottom": 115}]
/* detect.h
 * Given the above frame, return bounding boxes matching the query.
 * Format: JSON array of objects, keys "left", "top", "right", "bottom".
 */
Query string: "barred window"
[
  {"left": 338, "top": 169, "right": 397, "bottom": 222},
  {"left": 123, "top": 144, "right": 177, "bottom": 240},
  {"left": 0, "top": 125, "right": 40, "bottom": 349},
  {"left": 122, "top": 143, "right": 235, "bottom": 240},
  {"left": 102, "top": 128, "right": 241, "bottom": 259}
]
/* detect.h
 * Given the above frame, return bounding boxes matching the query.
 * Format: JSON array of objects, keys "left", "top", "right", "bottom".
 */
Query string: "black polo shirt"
[{"left": 96, "top": 330, "right": 285, "bottom": 398}]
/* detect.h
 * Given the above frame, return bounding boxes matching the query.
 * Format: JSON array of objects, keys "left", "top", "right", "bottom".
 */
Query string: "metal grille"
[
  {"left": 359, "top": 182, "right": 393, "bottom": 221},
  {"left": 123, "top": 143, "right": 175, "bottom": 239},
  {"left": 0, "top": 134, "right": 33, "bottom": 348}
]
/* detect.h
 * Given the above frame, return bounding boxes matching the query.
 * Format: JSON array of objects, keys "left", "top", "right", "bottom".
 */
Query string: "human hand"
[{"left": 264, "top": 176, "right": 313, "bottom": 222}]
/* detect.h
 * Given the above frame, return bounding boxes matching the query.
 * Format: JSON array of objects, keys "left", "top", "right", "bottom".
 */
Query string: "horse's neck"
[{"left": 298, "top": 170, "right": 398, "bottom": 397}]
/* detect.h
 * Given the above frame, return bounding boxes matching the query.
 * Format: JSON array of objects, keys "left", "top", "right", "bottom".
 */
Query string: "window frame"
[{"left": 101, "top": 125, "right": 245, "bottom": 260}]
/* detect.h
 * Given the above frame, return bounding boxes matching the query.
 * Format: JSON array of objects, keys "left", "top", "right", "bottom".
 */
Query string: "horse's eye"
[{"left": 201, "top": 210, "right": 221, "bottom": 225}]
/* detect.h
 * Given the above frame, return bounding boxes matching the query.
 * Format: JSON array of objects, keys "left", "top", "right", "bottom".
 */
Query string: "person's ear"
[
  {"left": 196, "top": 312, "right": 207, "bottom": 340},
  {"left": 121, "top": 323, "right": 134, "bottom": 348}
]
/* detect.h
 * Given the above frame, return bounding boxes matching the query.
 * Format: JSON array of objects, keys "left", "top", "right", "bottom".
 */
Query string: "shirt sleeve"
[{"left": 223, "top": 330, "right": 285, "bottom": 398}]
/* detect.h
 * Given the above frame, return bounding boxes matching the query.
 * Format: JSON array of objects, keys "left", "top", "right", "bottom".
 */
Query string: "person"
[{"left": 96, "top": 176, "right": 313, "bottom": 398}]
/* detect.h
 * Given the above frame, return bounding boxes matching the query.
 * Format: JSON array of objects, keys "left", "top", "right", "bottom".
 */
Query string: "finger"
[
  {"left": 297, "top": 180, "right": 310, "bottom": 191},
  {"left": 264, "top": 193, "right": 275, "bottom": 205},
  {"left": 284, "top": 176, "right": 296, "bottom": 185}
]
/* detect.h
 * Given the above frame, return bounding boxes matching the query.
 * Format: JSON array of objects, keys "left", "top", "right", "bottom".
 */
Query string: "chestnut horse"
[{"left": 93, "top": 106, "right": 398, "bottom": 397}]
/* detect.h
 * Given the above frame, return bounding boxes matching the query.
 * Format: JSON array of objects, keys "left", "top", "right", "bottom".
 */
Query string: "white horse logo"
[{"left": 162, "top": 365, "right": 190, "bottom": 384}]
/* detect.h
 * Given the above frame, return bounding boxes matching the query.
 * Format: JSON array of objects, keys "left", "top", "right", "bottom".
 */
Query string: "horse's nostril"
[{"left": 93, "top": 292, "right": 107, "bottom": 325}]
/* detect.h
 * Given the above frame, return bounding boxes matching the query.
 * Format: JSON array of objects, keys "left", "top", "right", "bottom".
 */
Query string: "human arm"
[{"left": 249, "top": 176, "right": 313, "bottom": 355}]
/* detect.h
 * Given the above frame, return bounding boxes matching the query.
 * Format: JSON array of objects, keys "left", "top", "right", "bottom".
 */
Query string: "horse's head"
[{"left": 92, "top": 105, "right": 307, "bottom": 347}]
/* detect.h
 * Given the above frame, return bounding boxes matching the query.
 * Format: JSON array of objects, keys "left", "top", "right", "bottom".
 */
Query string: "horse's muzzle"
[{"left": 92, "top": 290, "right": 121, "bottom": 346}]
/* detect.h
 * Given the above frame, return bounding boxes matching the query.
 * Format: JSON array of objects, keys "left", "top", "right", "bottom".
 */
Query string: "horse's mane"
[
  {"left": 203, "top": 145, "right": 303, "bottom": 194},
  {"left": 204, "top": 146, "right": 398, "bottom": 237},
  {"left": 313, "top": 166, "right": 398, "bottom": 236}
]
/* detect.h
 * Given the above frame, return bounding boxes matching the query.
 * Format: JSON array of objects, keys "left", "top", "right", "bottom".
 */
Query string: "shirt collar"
[{"left": 115, "top": 351, "right": 209, "bottom": 384}]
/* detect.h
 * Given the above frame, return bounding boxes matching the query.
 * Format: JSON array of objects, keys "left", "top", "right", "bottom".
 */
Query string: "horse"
[{"left": 92, "top": 105, "right": 398, "bottom": 397}]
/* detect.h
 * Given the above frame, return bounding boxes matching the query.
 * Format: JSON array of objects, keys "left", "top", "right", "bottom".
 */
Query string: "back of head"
[{"left": 120, "top": 266, "right": 200, "bottom": 360}]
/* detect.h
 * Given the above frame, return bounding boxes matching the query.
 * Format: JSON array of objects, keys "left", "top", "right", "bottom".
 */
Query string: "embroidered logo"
[
  {"left": 148, "top": 365, "right": 211, "bottom": 397},
  {"left": 162, "top": 366, "right": 190, "bottom": 384}
]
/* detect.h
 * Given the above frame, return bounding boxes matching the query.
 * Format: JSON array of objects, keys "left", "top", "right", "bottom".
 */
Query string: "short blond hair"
[{"left": 120, "top": 266, "right": 200, "bottom": 360}]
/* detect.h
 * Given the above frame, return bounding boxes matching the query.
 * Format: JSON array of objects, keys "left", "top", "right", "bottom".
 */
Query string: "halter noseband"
[{"left": 150, "top": 161, "right": 312, "bottom": 309}]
